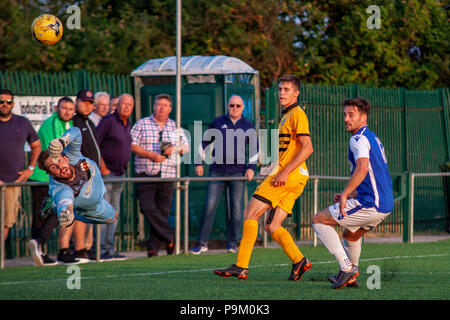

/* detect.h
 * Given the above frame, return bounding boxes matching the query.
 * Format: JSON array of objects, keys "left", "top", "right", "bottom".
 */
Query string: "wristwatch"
[{"left": 28, "top": 165, "right": 35, "bottom": 171}]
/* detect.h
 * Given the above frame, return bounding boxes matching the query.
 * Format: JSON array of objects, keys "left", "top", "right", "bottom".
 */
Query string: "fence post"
[
  {"left": 405, "top": 172, "right": 415, "bottom": 243},
  {"left": 175, "top": 181, "right": 181, "bottom": 255},
  {"left": 95, "top": 225, "right": 101, "bottom": 262},
  {"left": 313, "top": 178, "right": 319, "bottom": 247},
  {"left": 263, "top": 211, "right": 267, "bottom": 248},
  {"left": 1, "top": 186, "right": 5, "bottom": 269},
  {"left": 184, "top": 180, "right": 189, "bottom": 254}
]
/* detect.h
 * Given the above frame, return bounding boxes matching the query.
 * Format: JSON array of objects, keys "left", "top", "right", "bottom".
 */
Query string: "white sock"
[
  {"left": 313, "top": 223, "right": 352, "bottom": 271},
  {"left": 343, "top": 238, "right": 362, "bottom": 267}
]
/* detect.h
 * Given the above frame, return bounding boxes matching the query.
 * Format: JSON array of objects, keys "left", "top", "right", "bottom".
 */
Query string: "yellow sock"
[
  {"left": 272, "top": 227, "right": 304, "bottom": 264},
  {"left": 236, "top": 220, "right": 259, "bottom": 269}
]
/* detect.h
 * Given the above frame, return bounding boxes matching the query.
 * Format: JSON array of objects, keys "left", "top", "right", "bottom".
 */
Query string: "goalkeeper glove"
[
  {"left": 59, "top": 208, "right": 74, "bottom": 227},
  {"left": 48, "top": 134, "right": 70, "bottom": 159}
]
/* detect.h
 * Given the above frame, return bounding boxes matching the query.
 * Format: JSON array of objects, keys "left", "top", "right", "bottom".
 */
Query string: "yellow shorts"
[{"left": 253, "top": 174, "right": 308, "bottom": 215}]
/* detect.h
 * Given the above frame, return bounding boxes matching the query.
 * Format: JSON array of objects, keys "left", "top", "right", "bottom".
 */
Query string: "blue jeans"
[
  {"left": 99, "top": 173, "right": 125, "bottom": 255},
  {"left": 197, "top": 171, "right": 245, "bottom": 248}
]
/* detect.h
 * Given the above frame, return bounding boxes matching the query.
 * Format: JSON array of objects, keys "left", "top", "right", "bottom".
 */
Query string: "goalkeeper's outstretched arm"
[{"left": 48, "top": 127, "right": 83, "bottom": 165}]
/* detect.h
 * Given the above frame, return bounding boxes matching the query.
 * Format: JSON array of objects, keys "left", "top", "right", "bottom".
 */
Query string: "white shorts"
[{"left": 328, "top": 198, "right": 390, "bottom": 233}]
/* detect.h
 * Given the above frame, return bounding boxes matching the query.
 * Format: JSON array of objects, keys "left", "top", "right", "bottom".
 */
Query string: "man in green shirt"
[{"left": 28, "top": 96, "right": 75, "bottom": 265}]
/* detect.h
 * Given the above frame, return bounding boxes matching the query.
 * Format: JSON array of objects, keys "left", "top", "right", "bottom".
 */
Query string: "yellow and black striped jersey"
[{"left": 277, "top": 103, "right": 310, "bottom": 180}]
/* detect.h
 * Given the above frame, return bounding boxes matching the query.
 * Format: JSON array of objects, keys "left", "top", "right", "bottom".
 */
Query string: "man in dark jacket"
[
  {"left": 95, "top": 93, "right": 134, "bottom": 260},
  {"left": 72, "top": 89, "right": 101, "bottom": 166},
  {"left": 191, "top": 95, "right": 258, "bottom": 254}
]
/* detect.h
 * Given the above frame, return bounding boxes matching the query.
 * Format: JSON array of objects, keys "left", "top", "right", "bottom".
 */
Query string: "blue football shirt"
[{"left": 348, "top": 126, "right": 393, "bottom": 213}]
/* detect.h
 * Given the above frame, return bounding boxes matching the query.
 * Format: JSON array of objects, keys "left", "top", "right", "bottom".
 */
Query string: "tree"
[
  {"left": 294, "top": 0, "right": 449, "bottom": 88},
  {"left": 0, "top": 0, "right": 448, "bottom": 89},
  {"left": 182, "top": 0, "right": 306, "bottom": 87}
]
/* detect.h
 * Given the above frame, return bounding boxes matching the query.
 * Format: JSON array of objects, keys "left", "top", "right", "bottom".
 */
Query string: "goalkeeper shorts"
[{"left": 74, "top": 199, "right": 116, "bottom": 224}]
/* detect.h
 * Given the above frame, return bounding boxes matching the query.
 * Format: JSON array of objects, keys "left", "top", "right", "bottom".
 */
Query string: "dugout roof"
[{"left": 130, "top": 55, "right": 259, "bottom": 77}]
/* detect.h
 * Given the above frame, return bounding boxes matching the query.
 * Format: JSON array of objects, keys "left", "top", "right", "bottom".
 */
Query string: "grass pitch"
[{"left": 1, "top": 240, "right": 449, "bottom": 300}]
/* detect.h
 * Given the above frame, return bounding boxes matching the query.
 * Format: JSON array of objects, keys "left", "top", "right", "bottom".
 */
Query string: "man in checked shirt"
[{"left": 131, "top": 94, "right": 189, "bottom": 257}]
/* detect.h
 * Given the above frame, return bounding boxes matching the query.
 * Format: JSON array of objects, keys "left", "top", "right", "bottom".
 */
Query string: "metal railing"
[
  {"left": 407, "top": 172, "right": 450, "bottom": 243},
  {"left": 1, "top": 172, "right": 447, "bottom": 269},
  {"left": 0, "top": 176, "right": 263, "bottom": 269}
]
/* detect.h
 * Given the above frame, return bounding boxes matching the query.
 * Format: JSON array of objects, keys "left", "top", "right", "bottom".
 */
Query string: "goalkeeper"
[{"left": 29, "top": 127, "right": 116, "bottom": 265}]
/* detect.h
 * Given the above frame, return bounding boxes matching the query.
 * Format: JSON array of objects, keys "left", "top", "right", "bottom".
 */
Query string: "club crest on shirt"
[{"left": 80, "top": 161, "right": 89, "bottom": 171}]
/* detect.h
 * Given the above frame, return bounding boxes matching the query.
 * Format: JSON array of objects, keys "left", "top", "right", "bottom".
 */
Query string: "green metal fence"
[
  {"left": 264, "top": 84, "right": 450, "bottom": 240},
  {"left": 0, "top": 70, "right": 131, "bottom": 97},
  {"left": 2, "top": 69, "right": 449, "bottom": 258}
]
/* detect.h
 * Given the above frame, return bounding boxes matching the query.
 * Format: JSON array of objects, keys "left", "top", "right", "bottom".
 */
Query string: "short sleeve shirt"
[
  {"left": 130, "top": 115, "right": 190, "bottom": 178},
  {"left": 277, "top": 104, "right": 310, "bottom": 181},
  {"left": 348, "top": 126, "right": 393, "bottom": 213},
  {"left": 0, "top": 114, "right": 39, "bottom": 182}
]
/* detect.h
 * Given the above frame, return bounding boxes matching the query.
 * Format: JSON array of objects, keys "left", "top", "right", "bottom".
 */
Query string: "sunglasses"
[
  {"left": 229, "top": 104, "right": 242, "bottom": 108},
  {"left": 0, "top": 99, "right": 13, "bottom": 105}
]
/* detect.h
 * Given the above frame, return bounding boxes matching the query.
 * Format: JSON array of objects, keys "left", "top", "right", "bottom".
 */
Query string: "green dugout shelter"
[
  {"left": 130, "top": 55, "right": 260, "bottom": 244},
  {"left": 131, "top": 54, "right": 260, "bottom": 124}
]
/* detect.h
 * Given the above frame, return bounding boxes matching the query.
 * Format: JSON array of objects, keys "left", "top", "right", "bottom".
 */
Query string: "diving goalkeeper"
[{"left": 29, "top": 126, "right": 116, "bottom": 266}]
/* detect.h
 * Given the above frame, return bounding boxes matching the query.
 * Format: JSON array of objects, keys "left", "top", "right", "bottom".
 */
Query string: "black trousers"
[
  {"left": 30, "top": 185, "right": 59, "bottom": 245},
  {"left": 136, "top": 173, "right": 175, "bottom": 252}
]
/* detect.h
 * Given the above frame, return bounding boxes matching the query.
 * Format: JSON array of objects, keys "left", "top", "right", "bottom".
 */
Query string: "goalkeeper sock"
[
  {"left": 272, "top": 227, "right": 304, "bottom": 264},
  {"left": 236, "top": 219, "right": 258, "bottom": 269},
  {"left": 313, "top": 223, "right": 352, "bottom": 271}
]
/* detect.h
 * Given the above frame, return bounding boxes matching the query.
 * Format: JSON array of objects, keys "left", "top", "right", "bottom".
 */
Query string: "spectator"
[
  {"left": 73, "top": 89, "right": 101, "bottom": 166},
  {"left": 89, "top": 92, "right": 110, "bottom": 127},
  {"left": 28, "top": 96, "right": 76, "bottom": 265},
  {"left": 191, "top": 95, "right": 258, "bottom": 254},
  {"left": 131, "top": 94, "right": 189, "bottom": 257},
  {"left": 84, "top": 91, "right": 110, "bottom": 256},
  {"left": 96, "top": 93, "right": 134, "bottom": 260},
  {"left": 110, "top": 96, "right": 119, "bottom": 114},
  {"left": 0, "top": 89, "right": 41, "bottom": 243}
]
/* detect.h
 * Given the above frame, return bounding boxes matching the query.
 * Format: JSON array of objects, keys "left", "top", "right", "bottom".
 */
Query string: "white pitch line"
[{"left": 1, "top": 253, "right": 448, "bottom": 286}]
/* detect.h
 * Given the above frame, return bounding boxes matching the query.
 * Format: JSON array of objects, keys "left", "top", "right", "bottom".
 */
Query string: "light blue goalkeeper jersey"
[
  {"left": 348, "top": 126, "right": 393, "bottom": 214},
  {"left": 48, "top": 127, "right": 115, "bottom": 224}
]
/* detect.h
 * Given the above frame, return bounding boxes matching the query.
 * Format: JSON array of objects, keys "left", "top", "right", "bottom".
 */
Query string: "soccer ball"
[{"left": 31, "top": 14, "right": 63, "bottom": 45}]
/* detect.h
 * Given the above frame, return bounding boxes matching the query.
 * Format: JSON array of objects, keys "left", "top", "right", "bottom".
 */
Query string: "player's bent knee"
[
  {"left": 311, "top": 214, "right": 319, "bottom": 224},
  {"left": 265, "top": 223, "right": 279, "bottom": 235},
  {"left": 342, "top": 228, "right": 364, "bottom": 241},
  {"left": 312, "top": 212, "right": 326, "bottom": 224},
  {"left": 312, "top": 208, "right": 335, "bottom": 225}
]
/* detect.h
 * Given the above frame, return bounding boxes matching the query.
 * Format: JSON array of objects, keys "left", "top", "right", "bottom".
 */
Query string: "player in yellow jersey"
[{"left": 214, "top": 75, "right": 314, "bottom": 280}]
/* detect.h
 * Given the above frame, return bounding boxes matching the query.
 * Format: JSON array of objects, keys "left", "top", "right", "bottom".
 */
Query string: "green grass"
[{"left": 1, "top": 240, "right": 449, "bottom": 300}]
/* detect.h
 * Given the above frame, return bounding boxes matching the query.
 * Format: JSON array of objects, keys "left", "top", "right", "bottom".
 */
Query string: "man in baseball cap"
[{"left": 76, "top": 89, "right": 95, "bottom": 103}]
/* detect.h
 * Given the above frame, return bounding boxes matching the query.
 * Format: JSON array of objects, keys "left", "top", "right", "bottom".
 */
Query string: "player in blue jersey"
[
  {"left": 29, "top": 127, "right": 116, "bottom": 266},
  {"left": 312, "top": 97, "right": 393, "bottom": 289}
]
